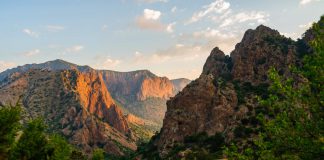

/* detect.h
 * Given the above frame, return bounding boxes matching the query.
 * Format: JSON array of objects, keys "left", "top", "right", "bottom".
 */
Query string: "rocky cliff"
[
  {"left": 155, "top": 25, "right": 309, "bottom": 157},
  {"left": 100, "top": 70, "right": 175, "bottom": 101}
]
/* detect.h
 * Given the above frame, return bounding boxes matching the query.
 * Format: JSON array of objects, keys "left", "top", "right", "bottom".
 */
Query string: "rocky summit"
[{"left": 154, "top": 24, "right": 313, "bottom": 157}]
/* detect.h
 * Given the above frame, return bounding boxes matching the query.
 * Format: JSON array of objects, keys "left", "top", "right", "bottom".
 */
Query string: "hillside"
[{"left": 0, "top": 69, "right": 136, "bottom": 156}]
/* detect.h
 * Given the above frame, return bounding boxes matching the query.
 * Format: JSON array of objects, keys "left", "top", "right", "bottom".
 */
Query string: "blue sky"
[{"left": 0, "top": 0, "right": 323, "bottom": 79}]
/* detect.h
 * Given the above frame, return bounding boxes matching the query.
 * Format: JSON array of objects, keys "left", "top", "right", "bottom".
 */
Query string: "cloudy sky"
[{"left": 0, "top": 0, "right": 323, "bottom": 79}]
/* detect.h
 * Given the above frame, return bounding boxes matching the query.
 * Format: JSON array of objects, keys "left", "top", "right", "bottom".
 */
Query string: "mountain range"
[
  {"left": 0, "top": 17, "right": 321, "bottom": 159},
  {"left": 0, "top": 60, "right": 190, "bottom": 156}
]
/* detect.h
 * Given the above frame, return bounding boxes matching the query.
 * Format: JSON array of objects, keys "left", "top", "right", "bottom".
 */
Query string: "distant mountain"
[
  {"left": 0, "top": 59, "right": 190, "bottom": 156},
  {"left": 100, "top": 70, "right": 181, "bottom": 125},
  {"left": 0, "top": 59, "right": 91, "bottom": 82}
]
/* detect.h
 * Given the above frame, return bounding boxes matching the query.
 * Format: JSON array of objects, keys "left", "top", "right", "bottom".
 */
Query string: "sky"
[{"left": 0, "top": 0, "right": 323, "bottom": 79}]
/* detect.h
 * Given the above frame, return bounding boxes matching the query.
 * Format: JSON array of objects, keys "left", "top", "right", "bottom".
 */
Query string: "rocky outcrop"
[
  {"left": 71, "top": 70, "right": 129, "bottom": 133},
  {"left": 231, "top": 25, "right": 297, "bottom": 84},
  {"left": 156, "top": 25, "right": 306, "bottom": 157}
]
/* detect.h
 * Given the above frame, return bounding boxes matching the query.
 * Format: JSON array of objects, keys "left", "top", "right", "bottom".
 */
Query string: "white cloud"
[
  {"left": 175, "top": 44, "right": 184, "bottom": 48},
  {"left": 281, "top": 32, "right": 300, "bottom": 40},
  {"left": 24, "top": 49, "right": 40, "bottom": 57},
  {"left": 22, "top": 29, "right": 39, "bottom": 38},
  {"left": 220, "top": 11, "right": 269, "bottom": 27},
  {"left": 133, "top": 43, "right": 211, "bottom": 65},
  {"left": 166, "top": 22, "right": 176, "bottom": 33},
  {"left": 136, "top": 9, "right": 164, "bottom": 31},
  {"left": 143, "top": 9, "right": 161, "bottom": 20},
  {"left": 92, "top": 57, "right": 121, "bottom": 69},
  {"left": 300, "top": 0, "right": 320, "bottom": 5},
  {"left": 46, "top": 25, "right": 65, "bottom": 32},
  {"left": 102, "top": 58, "right": 121, "bottom": 67},
  {"left": 298, "top": 22, "right": 313, "bottom": 29},
  {"left": 63, "top": 45, "right": 84, "bottom": 54},
  {"left": 129, "top": 43, "right": 214, "bottom": 79},
  {"left": 188, "top": 0, "right": 230, "bottom": 24},
  {"left": 193, "top": 27, "right": 236, "bottom": 39},
  {"left": 171, "top": 6, "right": 177, "bottom": 13},
  {"left": 135, "top": 9, "right": 175, "bottom": 33},
  {"left": 0, "top": 61, "right": 16, "bottom": 72},
  {"left": 135, "top": 51, "right": 142, "bottom": 57},
  {"left": 190, "top": 29, "right": 241, "bottom": 53}
]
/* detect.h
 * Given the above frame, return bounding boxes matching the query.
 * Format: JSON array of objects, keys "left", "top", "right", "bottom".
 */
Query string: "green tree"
[
  {"left": 9, "top": 118, "right": 49, "bottom": 160},
  {"left": 69, "top": 150, "right": 87, "bottom": 160},
  {"left": 225, "top": 16, "right": 324, "bottom": 160},
  {"left": 92, "top": 148, "right": 105, "bottom": 160},
  {"left": 46, "top": 134, "right": 72, "bottom": 160},
  {"left": 0, "top": 103, "right": 21, "bottom": 158}
]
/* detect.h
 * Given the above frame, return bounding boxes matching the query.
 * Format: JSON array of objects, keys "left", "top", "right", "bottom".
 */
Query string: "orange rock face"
[
  {"left": 73, "top": 70, "right": 129, "bottom": 133},
  {"left": 137, "top": 77, "right": 174, "bottom": 101}
]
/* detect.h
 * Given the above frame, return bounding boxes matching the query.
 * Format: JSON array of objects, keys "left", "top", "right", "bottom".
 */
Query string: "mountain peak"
[
  {"left": 240, "top": 25, "right": 280, "bottom": 45},
  {"left": 49, "top": 59, "right": 72, "bottom": 64},
  {"left": 202, "top": 47, "right": 227, "bottom": 76}
]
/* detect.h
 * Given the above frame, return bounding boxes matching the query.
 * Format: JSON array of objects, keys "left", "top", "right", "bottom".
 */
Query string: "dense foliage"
[
  {"left": 0, "top": 103, "right": 21, "bottom": 158},
  {"left": 92, "top": 148, "right": 105, "bottom": 160}
]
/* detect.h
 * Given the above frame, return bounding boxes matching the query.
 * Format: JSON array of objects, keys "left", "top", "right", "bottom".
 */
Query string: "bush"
[
  {"left": 92, "top": 148, "right": 104, "bottom": 160},
  {"left": 234, "top": 125, "right": 253, "bottom": 138}
]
